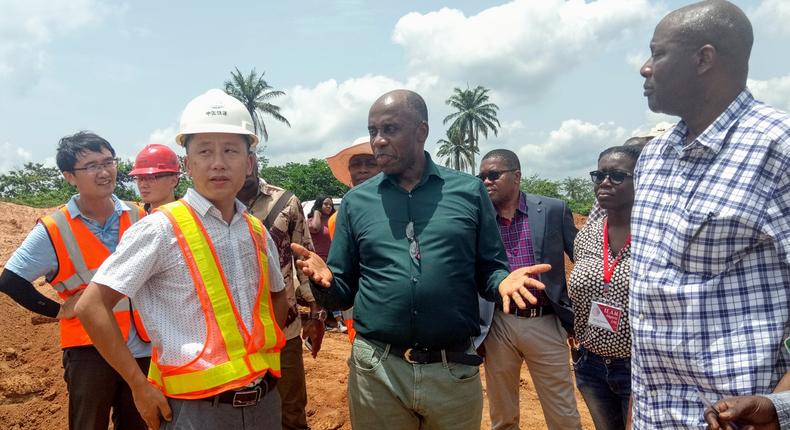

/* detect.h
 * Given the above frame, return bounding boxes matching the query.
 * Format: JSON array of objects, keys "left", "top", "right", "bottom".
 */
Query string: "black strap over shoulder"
[{"left": 263, "top": 191, "right": 294, "bottom": 230}]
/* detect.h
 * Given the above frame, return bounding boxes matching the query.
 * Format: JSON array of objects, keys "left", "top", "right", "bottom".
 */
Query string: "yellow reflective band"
[
  {"left": 165, "top": 203, "right": 247, "bottom": 359},
  {"left": 245, "top": 215, "right": 279, "bottom": 351},
  {"left": 248, "top": 350, "right": 280, "bottom": 373},
  {"left": 161, "top": 354, "right": 256, "bottom": 395}
]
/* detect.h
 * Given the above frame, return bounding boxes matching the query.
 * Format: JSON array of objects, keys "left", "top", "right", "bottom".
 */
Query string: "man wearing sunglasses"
[
  {"left": 476, "top": 149, "right": 581, "bottom": 430},
  {"left": 630, "top": 1, "right": 790, "bottom": 428},
  {"left": 0, "top": 131, "right": 149, "bottom": 429},
  {"left": 293, "top": 89, "right": 550, "bottom": 430}
]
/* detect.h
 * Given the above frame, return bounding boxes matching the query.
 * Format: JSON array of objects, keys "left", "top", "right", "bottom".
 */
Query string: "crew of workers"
[{"left": 0, "top": 1, "right": 788, "bottom": 429}]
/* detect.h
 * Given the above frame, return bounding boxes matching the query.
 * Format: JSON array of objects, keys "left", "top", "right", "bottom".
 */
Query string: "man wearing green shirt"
[{"left": 292, "top": 89, "right": 549, "bottom": 429}]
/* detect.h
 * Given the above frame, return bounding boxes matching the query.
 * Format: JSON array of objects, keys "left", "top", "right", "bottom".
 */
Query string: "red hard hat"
[{"left": 130, "top": 144, "right": 180, "bottom": 176}]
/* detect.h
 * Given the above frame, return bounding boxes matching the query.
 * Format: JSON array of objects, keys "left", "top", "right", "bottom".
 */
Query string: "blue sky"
[{"left": 1, "top": 0, "right": 788, "bottom": 179}]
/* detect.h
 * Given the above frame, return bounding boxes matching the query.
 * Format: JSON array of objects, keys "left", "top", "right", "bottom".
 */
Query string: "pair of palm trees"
[
  {"left": 437, "top": 85, "right": 501, "bottom": 174},
  {"left": 225, "top": 68, "right": 499, "bottom": 176}
]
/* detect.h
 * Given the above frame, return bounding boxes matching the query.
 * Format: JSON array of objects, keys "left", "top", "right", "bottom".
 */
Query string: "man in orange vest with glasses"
[
  {"left": 77, "top": 89, "right": 289, "bottom": 429},
  {"left": 0, "top": 131, "right": 150, "bottom": 430}
]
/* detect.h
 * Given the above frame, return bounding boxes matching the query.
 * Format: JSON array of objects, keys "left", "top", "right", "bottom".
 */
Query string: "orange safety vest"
[
  {"left": 148, "top": 200, "right": 285, "bottom": 399},
  {"left": 40, "top": 204, "right": 150, "bottom": 348}
]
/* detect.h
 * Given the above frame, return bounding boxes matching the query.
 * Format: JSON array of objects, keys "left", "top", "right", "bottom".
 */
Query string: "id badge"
[{"left": 588, "top": 300, "right": 623, "bottom": 333}]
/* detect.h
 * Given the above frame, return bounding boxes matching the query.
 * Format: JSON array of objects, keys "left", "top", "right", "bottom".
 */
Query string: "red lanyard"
[{"left": 602, "top": 218, "right": 631, "bottom": 294}]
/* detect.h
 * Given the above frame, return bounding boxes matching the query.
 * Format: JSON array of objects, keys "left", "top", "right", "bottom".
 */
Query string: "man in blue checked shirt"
[{"left": 630, "top": 0, "right": 790, "bottom": 428}]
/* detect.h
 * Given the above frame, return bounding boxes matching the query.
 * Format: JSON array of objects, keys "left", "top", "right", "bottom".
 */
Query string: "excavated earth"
[{"left": 0, "top": 201, "right": 593, "bottom": 429}]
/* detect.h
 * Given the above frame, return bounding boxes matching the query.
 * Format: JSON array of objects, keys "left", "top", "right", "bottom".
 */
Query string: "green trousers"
[{"left": 348, "top": 335, "right": 483, "bottom": 430}]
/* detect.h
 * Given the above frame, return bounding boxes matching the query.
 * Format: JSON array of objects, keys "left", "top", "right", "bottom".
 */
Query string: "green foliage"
[
  {"left": 224, "top": 67, "right": 290, "bottom": 142},
  {"left": 520, "top": 174, "right": 595, "bottom": 215},
  {"left": 443, "top": 85, "right": 500, "bottom": 172},
  {"left": 436, "top": 127, "right": 476, "bottom": 173},
  {"left": 0, "top": 163, "right": 76, "bottom": 207},
  {"left": 260, "top": 158, "right": 348, "bottom": 202}
]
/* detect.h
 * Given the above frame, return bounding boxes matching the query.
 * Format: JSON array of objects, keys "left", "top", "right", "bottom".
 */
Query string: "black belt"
[
  {"left": 200, "top": 374, "right": 278, "bottom": 408},
  {"left": 387, "top": 343, "right": 483, "bottom": 366},
  {"left": 496, "top": 303, "right": 554, "bottom": 318}
]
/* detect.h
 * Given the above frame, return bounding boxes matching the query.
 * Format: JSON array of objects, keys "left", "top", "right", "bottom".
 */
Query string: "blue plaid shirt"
[{"left": 630, "top": 90, "right": 790, "bottom": 429}]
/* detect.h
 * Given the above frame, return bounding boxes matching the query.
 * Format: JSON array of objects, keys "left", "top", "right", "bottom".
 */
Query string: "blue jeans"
[{"left": 573, "top": 346, "right": 631, "bottom": 430}]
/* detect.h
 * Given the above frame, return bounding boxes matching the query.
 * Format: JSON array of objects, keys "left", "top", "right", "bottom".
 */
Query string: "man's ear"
[
  {"left": 416, "top": 121, "right": 429, "bottom": 145},
  {"left": 62, "top": 171, "right": 77, "bottom": 187},
  {"left": 696, "top": 44, "right": 716, "bottom": 75}
]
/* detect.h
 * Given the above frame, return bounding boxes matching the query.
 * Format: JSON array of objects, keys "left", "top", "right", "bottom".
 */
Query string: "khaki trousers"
[
  {"left": 484, "top": 311, "right": 582, "bottom": 430},
  {"left": 348, "top": 335, "right": 483, "bottom": 430}
]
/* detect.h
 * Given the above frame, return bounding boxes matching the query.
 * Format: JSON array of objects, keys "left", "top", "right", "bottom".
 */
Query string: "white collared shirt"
[{"left": 93, "top": 188, "right": 284, "bottom": 366}]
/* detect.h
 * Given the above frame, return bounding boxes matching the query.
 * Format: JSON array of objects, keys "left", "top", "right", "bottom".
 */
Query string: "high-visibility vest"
[
  {"left": 148, "top": 200, "right": 285, "bottom": 399},
  {"left": 40, "top": 204, "right": 150, "bottom": 348}
]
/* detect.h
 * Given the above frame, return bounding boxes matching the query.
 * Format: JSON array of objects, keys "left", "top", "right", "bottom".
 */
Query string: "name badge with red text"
[{"left": 588, "top": 301, "right": 623, "bottom": 333}]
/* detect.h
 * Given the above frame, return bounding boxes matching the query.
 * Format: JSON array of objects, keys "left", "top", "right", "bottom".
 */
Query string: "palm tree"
[
  {"left": 436, "top": 127, "right": 476, "bottom": 173},
  {"left": 224, "top": 67, "right": 290, "bottom": 142},
  {"left": 443, "top": 85, "right": 501, "bottom": 172}
]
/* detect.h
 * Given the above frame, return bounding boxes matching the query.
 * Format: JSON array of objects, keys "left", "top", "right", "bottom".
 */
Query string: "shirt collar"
[
  {"left": 660, "top": 89, "right": 754, "bottom": 157},
  {"left": 66, "top": 194, "right": 128, "bottom": 220},
  {"left": 516, "top": 192, "right": 528, "bottom": 215},
  {"left": 182, "top": 188, "right": 247, "bottom": 220},
  {"left": 380, "top": 151, "right": 444, "bottom": 188}
]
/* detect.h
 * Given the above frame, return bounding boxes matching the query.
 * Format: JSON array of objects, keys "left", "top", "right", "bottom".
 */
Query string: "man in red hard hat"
[{"left": 129, "top": 144, "right": 181, "bottom": 212}]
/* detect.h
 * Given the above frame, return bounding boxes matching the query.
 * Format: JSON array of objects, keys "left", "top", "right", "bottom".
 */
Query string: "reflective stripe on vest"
[
  {"left": 148, "top": 200, "right": 284, "bottom": 399},
  {"left": 40, "top": 203, "right": 150, "bottom": 348}
]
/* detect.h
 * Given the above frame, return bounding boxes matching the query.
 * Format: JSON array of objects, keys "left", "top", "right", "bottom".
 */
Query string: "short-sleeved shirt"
[
  {"left": 568, "top": 217, "right": 631, "bottom": 358},
  {"left": 630, "top": 90, "right": 790, "bottom": 428},
  {"left": 244, "top": 179, "right": 315, "bottom": 340},
  {"left": 310, "top": 152, "right": 510, "bottom": 349},
  {"left": 5, "top": 194, "right": 150, "bottom": 358},
  {"left": 92, "top": 188, "right": 284, "bottom": 366}
]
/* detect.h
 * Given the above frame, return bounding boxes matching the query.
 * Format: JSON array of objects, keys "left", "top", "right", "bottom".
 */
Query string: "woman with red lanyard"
[{"left": 568, "top": 144, "right": 642, "bottom": 430}]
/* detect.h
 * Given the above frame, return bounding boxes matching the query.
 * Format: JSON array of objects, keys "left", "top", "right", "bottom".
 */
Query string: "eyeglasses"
[
  {"left": 72, "top": 158, "right": 118, "bottom": 174},
  {"left": 477, "top": 169, "right": 516, "bottom": 182},
  {"left": 133, "top": 173, "right": 178, "bottom": 183},
  {"left": 589, "top": 170, "right": 633, "bottom": 185},
  {"left": 406, "top": 221, "right": 421, "bottom": 262}
]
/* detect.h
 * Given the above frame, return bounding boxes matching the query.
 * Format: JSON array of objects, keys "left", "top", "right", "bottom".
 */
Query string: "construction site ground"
[{"left": 0, "top": 201, "right": 594, "bottom": 429}]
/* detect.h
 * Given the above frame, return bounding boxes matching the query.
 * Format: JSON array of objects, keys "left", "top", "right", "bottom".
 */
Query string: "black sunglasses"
[
  {"left": 589, "top": 170, "right": 633, "bottom": 185},
  {"left": 477, "top": 169, "right": 516, "bottom": 182}
]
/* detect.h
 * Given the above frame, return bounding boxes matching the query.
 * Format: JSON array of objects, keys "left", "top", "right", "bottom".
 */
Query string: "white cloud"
[
  {"left": 748, "top": 75, "right": 790, "bottom": 113},
  {"left": 0, "top": 142, "right": 33, "bottom": 173},
  {"left": 0, "top": 0, "right": 108, "bottom": 92},
  {"left": 752, "top": 0, "right": 790, "bottom": 35},
  {"left": 513, "top": 119, "right": 628, "bottom": 179},
  {"left": 261, "top": 73, "right": 450, "bottom": 165},
  {"left": 392, "top": 0, "right": 656, "bottom": 96}
]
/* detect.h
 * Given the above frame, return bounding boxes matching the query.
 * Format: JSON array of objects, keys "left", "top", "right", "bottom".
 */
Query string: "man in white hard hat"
[
  {"left": 77, "top": 89, "right": 289, "bottom": 429},
  {"left": 130, "top": 143, "right": 180, "bottom": 212}
]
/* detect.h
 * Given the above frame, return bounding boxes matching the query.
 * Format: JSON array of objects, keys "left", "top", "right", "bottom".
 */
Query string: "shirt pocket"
[{"left": 665, "top": 206, "right": 762, "bottom": 277}]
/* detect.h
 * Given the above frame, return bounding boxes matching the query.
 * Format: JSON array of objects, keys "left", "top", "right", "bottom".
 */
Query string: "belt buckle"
[
  {"left": 231, "top": 386, "right": 262, "bottom": 408},
  {"left": 403, "top": 348, "right": 417, "bottom": 364},
  {"left": 529, "top": 307, "right": 538, "bottom": 318}
]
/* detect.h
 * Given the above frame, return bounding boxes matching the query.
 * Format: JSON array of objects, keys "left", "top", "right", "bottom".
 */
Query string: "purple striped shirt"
[{"left": 497, "top": 192, "right": 548, "bottom": 306}]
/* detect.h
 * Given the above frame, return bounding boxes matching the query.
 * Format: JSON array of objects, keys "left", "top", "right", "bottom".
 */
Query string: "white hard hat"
[{"left": 175, "top": 89, "right": 259, "bottom": 147}]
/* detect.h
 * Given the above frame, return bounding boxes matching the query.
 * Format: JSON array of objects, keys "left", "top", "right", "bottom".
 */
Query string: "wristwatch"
[{"left": 309, "top": 310, "right": 327, "bottom": 322}]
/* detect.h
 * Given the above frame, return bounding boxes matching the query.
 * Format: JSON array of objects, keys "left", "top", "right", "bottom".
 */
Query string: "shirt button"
[
  {"left": 412, "top": 310, "right": 418, "bottom": 315},
  {"left": 412, "top": 277, "right": 418, "bottom": 283}
]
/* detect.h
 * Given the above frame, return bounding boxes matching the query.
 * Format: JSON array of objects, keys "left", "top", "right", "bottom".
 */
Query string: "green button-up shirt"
[{"left": 311, "top": 152, "right": 510, "bottom": 348}]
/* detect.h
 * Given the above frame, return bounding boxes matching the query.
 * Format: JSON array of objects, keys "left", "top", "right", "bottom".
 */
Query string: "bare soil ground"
[{"left": 0, "top": 202, "right": 594, "bottom": 429}]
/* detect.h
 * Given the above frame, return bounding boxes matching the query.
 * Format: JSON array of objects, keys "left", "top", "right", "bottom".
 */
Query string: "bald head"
[
  {"left": 661, "top": 0, "right": 752, "bottom": 80},
  {"left": 371, "top": 89, "right": 428, "bottom": 124}
]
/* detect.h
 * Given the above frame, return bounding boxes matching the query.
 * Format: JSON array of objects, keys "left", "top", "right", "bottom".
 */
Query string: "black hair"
[
  {"left": 598, "top": 145, "right": 643, "bottom": 164},
  {"left": 481, "top": 149, "right": 521, "bottom": 171},
  {"left": 309, "top": 196, "right": 335, "bottom": 218},
  {"left": 56, "top": 131, "right": 115, "bottom": 172}
]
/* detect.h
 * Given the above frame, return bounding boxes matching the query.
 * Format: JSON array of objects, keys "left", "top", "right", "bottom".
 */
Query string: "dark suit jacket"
[{"left": 523, "top": 193, "right": 578, "bottom": 332}]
